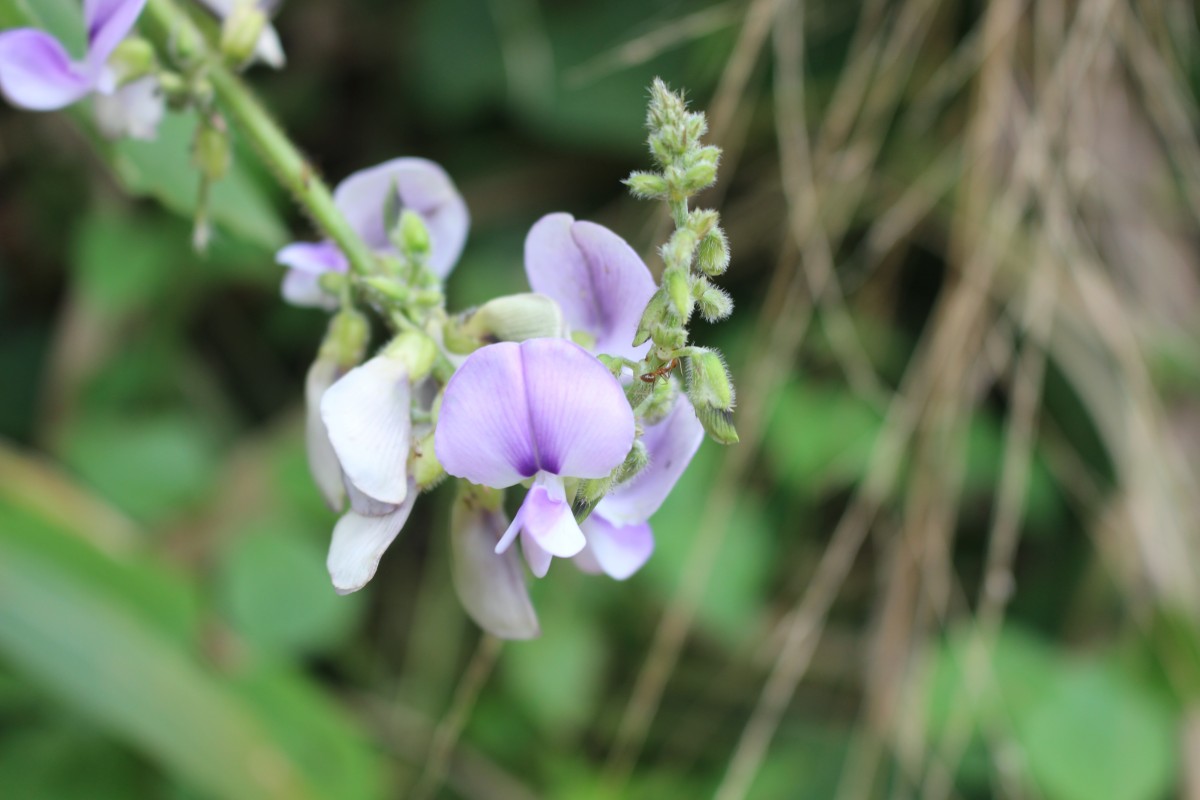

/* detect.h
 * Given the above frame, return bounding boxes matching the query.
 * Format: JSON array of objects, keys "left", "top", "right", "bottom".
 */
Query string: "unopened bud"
[
  {"left": 663, "top": 265, "right": 693, "bottom": 321},
  {"left": 409, "top": 429, "right": 445, "bottom": 491},
  {"left": 462, "top": 293, "right": 564, "bottom": 344},
  {"left": 321, "top": 309, "right": 370, "bottom": 367},
  {"left": 613, "top": 438, "right": 649, "bottom": 484},
  {"left": 397, "top": 210, "right": 431, "bottom": 258},
  {"left": 697, "top": 225, "right": 730, "bottom": 276},
  {"left": 663, "top": 228, "right": 697, "bottom": 269},
  {"left": 684, "top": 112, "right": 708, "bottom": 143},
  {"left": 650, "top": 323, "right": 687, "bottom": 351},
  {"left": 681, "top": 155, "right": 718, "bottom": 194},
  {"left": 220, "top": 2, "right": 268, "bottom": 68},
  {"left": 362, "top": 276, "right": 410, "bottom": 302},
  {"left": 192, "top": 115, "right": 230, "bottom": 182},
  {"left": 624, "top": 171, "right": 669, "bottom": 199},
  {"left": 384, "top": 330, "right": 438, "bottom": 383},
  {"left": 685, "top": 349, "right": 738, "bottom": 444},
  {"left": 634, "top": 289, "right": 672, "bottom": 347},
  {"left": 694, "top": 279, "right": 733, "bottom": 322},
  {"left": 109, "top": 38, "right": 156, "bottom": 84}
]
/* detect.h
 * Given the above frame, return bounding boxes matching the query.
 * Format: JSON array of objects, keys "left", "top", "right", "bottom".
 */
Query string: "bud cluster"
[{"left": 625, "top": 79, "right": 738, "bottom": 445}]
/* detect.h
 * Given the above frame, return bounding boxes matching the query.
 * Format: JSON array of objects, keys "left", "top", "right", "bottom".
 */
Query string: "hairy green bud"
[
  {"left": 694, "top": 279, "right": 733, "bottom": 322},
  {"left": 696, "top": 225, "right": 730, "bottom": 276},
  {"left": 663, "top": 265, "right": 694, "bottom": 321},
  {"left": 397, "top": 209, "right": 431, "bottom": 258},
  {"left": 685, "top": 349, "right": 738, "bottom": 444},
  {"left": 625, "top": 171, "right": 669, "bottom": 199},
  {"left": 410, "top": 429, "right": 445, "bottom": 491},
  {"left": 319, "top": 308, "right": 370, "bottom": 368},
  {"left": 220, "top": 1, "right": 268, "bottom": 68},
  {"left": 634, "top": 289, "right": 672, "bottom": 347}
]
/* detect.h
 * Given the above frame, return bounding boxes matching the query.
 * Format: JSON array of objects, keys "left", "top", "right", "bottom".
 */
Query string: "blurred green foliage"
[{"left": 1, "top": 0, "right": 1199, "bottom": 798}]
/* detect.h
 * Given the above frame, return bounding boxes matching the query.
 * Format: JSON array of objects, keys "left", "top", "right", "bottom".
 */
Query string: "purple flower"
[
  {"left": 434, "top": 338, "right": 635, "bottom": 577},
  {"left": 275, "top": 158, "right": 470, "bottom": 308},
  {"left": 523, "top": 212, "right": 704, "bottom": 579},
  {"left": 0, "top": 0, "right": 146, "bottom": 111},
  {"left": 524, "top": 212, "right": 657, "bottom": 360}
]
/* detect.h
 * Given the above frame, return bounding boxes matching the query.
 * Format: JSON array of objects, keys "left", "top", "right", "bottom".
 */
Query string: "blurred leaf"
[
  {"left": 216, "top": 523, "right": 361, "bottom": 657},
  {"left": 1022, "top": 663, "right": 1176, "bottom": 800},
  {"left": 61, "top": 413, "right": 222, "bottom": 524},
  {"left": 0, "top": 718, "right": 152, "bottom": 800},
  {"left": 73, "top": 211, "right": 181, "bottom": 316},
  {"left": 111, "top": 113, "right": 286, "bottom": 251},
  {"left": 646, "top": 443, "right": 772, "bottom": 645}
]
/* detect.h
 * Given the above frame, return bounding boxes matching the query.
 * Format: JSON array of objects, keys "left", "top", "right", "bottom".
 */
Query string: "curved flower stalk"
[
  {"left": 524, "top": 212, "right": 705, "bottom": 579},
  {"left": 435, "top": 338, "right": 636, "bottom": 578},
  {"left": 0, "top": 0, "right": 153, "bottom": 120},
  {"left": 276, "top": 158, "right": 470, "bottom": 309}
]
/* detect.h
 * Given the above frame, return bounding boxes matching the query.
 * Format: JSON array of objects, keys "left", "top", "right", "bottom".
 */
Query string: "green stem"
[{"left": 142, "top": 0, "right": 377, "bottom": 278}]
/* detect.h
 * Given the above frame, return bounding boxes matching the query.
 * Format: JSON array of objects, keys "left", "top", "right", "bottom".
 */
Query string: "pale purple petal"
[
  {"left": 333, "top": 158, "right": 469, "bottom": 277},
  {"left": 435, "top": 341, "right": 537, "bottom": 488},
  {"left": 524, "top": 213, "right": 657, "bottom": 360},
  {"left": 573, "top": 542, "right": 603, "bottom": 575},
  {"left": 321, "top": 354, "right": 412, "bottom": 506},
  {"left": 580, "top": 514, "right": 654, "bottom": 580},
  {"left": 282, "top": 270, "right": 338, "bottom": 310},
  {"left": 436, "top": 339, "right": 634, "bottom": 486},
  {"left": 521, "top": 338, "right": 635, "bottom": 478},
  {"left": 305, "top": 357, "right": 346, "bottom": 511},
  {"left": 327, "top": 483, "right": 417, "bottom": 594},
  {"left": 0, "top": 29, "right": 91, "bottom": 110},
  {"left": 92, "top": 75, "right": 162, "bottom": 140},
  {"left": 519, "top": 530, "right": 554, "bottom": 579},
  {"left": 493, "top": 476, "right": 584, "bottom": 578},
  {"left": 450, "top": 499, "right": 539, "bottom": 639},
  {"left": 276, "top": 240, "right": 348, "bottom": 274},
  {"left": 597, "top": 395, "right": 704, "bottom": 525},
  {"left": 85, "top": 0, "right": 146, "bottom": 71}
]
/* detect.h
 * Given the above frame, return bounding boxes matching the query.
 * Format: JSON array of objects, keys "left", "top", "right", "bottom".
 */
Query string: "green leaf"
[
  {"left": 216, "top": 523, "right": 362, "bottom": 657},
  {"left": 1022, "top": 664, "right": 1176, "bottom": 800}
]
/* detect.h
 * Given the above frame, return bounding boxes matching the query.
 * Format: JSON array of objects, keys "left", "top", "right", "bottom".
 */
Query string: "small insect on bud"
[
  {"left": 685, "top": 348, "right": 738, "bottom": 444},
  {"left": 693, "top": 279, "right": 733, "bottom": 322},
  {"left": 696, "top": 225, "right": 730, "bottom": 276},
  {"left": 220, "top": 1, "right": 268, "bottom": 68},
  {"left": 663, "top": 265, "right": 694, "bottom": 321},
  {"left": 624, "top": 171, "right": 669, "bottom": 200}
]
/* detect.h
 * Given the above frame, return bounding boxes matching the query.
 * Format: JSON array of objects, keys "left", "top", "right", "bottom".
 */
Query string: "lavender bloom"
[
  {"left": 435, "top": 338, "right": 635, "bottom": 577},
  {"left": 523, "top": 213, "right": 704, "bottom": 578},
  {"left": 0, "top": 0, "right": 146, "bottom": 111},
  {"left": 276, "top": 158, "right": 470, "bottom": 308}
]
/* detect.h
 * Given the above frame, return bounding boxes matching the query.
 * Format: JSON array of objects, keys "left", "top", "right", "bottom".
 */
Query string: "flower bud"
[
  {"left": 397, "top": 209, "right": 431, "bottom": 258},
  {"left": 614, "top": 438, "right": 649, "bottom": 484},
  {"left": 361, "top": 275, "right": 410, "bottom": 302},
  {"left": 696, "top": 225, "right": 730, "bottom": 276},
  {"left": 461, "top": 293, "right": 564, "bottom": 345},
  {"left": 450, "top": 485, "right": 540, "bottom": 639},
  {"left": 663, "top": 229, "right": 697, "bottom": 270},
  {"left": 663, "top": 265, "right": 694, "bottom": 321},
  {"left": 192, "top": 115, "right": 230, "bottom": 182},
  {"left": 634, "top": 288, "right": 672, "bottom": 347},
  {"left": 685, "top": 349, "right": 738, "bottom": 444},
  {"left": 384, "top": 330, "right": 438, "bottom": 383},
  {"left": 220, "top": 1, "right": 269, "bottom": 68},
  {"left": 693, "top": 278, "right": 733, "bottom": 322},
  {"left": 625, "top": 171, "right": 669, "bottom": 199},
  {"left": 109, "top": 38, "right": 156, "bottom": 84},
  {"left": 320, "top": 308, "right": 371, "bottom": 367},
  {"left": 409, "top": 429, "right": 444, "bottom": 491},
  {"left": 681, "top": 161, "right": 717, "bottom": 194}
]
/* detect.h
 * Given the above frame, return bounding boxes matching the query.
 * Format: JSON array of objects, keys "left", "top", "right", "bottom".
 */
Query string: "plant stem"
[{"left": 142, "top": 0, "right": 377, "bottom": 277}]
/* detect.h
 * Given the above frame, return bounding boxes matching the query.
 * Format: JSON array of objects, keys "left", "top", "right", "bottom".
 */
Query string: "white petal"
[
  {"left": 450, "top": 497, "right": 540, "bottom": 639},
  {"left": 321, "top": 355, "right": 412, "bottom": 505},
  {"left": 327, "top": 484, "right": 417, "bottom": 594},
  {"left": 305, "top": 357, "right": 346, "bottom": 511}
]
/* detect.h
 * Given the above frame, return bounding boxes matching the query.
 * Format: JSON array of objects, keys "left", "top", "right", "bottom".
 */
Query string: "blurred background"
[{"left": 2, "top": 0, "right": 1200, "bottom": 798}]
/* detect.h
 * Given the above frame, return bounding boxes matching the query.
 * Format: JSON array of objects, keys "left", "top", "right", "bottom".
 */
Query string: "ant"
[{"left": 639, "top": 357, "right": 680, "bottom": 384}]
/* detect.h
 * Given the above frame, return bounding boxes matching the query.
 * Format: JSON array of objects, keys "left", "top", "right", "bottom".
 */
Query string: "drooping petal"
[
  {"left": 84, "top": 0, "right": 146, "bottom": 71},
  {"left": 521, "top": 338, "right": 635, "bottom": 478},
  {"left": 333, "top": 158, "right": 469, "bottom": 277},
  {"left": 450, "top": 494, "right": 539, "bottom": 639},
  {"left": 92, "top": 74, "right": 162, "bottom": 140},
  {"left": 0, "top": 29, "right": 92, "bottom": 110},
  {"left": 494, "top": 475, "right": 585, "bottom": 578},
  {"left": 345, "top": 480, "right": 399, "bottom": 517},
  {"left": 305, "top": 357, "right": 346, "bottom": 511},
  {"left": 327, "top": 483, "right": 417, "bottom": 594},
  {"left": 320, "top": 354, "right": 412, "bottom": 505},
  {"left": 580, "top": 514, "right": 654, "bottom": 580},
  {"left": 281, "top": 269, "right": 338, "bottom": 310},
  {"left": 597, "top": 395, "right": 704, "bottom": 525},
  {"left": 252, "top": 23, "right": 285, "bottom": 68},
  {"left": 436, "top": 339, "right": 635, "bottom": 487},
  {"left": 435, "top": 341, "right": 538, "bottom": 488},
  {"left": 524, "top": 213, "right": 657, "bottom": 360},
  {"left": 519, "top": 530, "right": 554, "bottom": 579}
]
